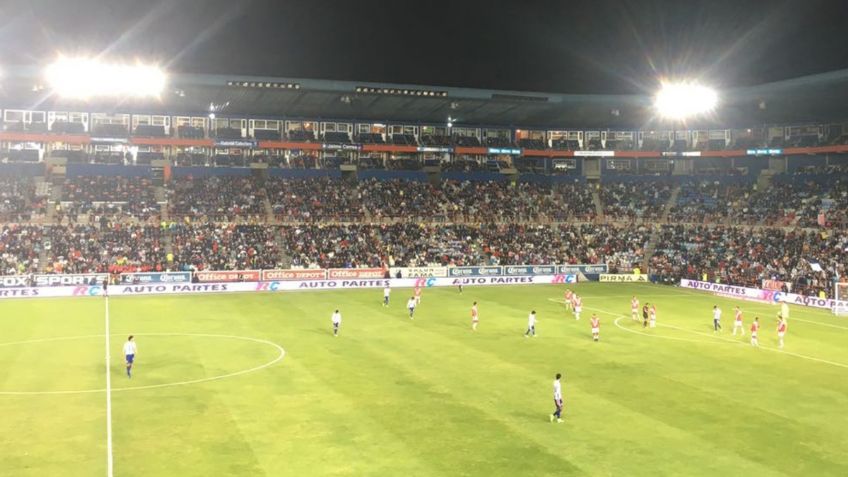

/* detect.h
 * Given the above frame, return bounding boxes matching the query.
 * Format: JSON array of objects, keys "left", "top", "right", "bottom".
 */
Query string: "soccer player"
[
  {"left": 331, "top": 309, "right": 342, "bottom": 337},
  {"left": 732, "top": 306, "right": 745, "bottom": 336},
  {"left": 564, "top": 289, "right": 574, "bottom": 310},
  {"left": 383, "top": 286, "right": 391, "bottom": 307},
  {"left": 777, "top": 315, "right": 787, "bottom": 349},
  {"left": 102, "top": 277, "right": 109, "bottom": 297},
  {"left": 525, "top": 310, "right": 537, "bottom": 338},
  {"left": 414, "top": 286, "right": 422, "bottom": 306},
  {"left": 649, "top": 304, "right": 657, "bottom": 328},
  {"left": 631, "top": 296, "right": 639, "bottom": 321},
  {"left": 642, "top": 303, "right": 649, "bottom": 328},
  {"left": 550, "top": 373, "right": 564, "bottom": 423},
  {"left": 458, "top": 283, "right": 463, "bottom": 294},
  {"left": 780, "top": 301, "right": 790, "bottom": 323},
  {"left": 123, "top": 335, "right": 137, "bottom": 378},
  {"left": 573, "top": 295, "right": 583, "bottom": 321},
  {"left": 471, "top": 301, "right": 479, "bottom": 331},
  {"left": 712, "top": 305, "right": 722, "bottom": 333},
  {"left": 750, "top": 317, "right": 760, "bottom": 347},
  {"left": 407, "top": 296, "right": 416, "bottom": 319},
  {"left": 590, "top": 314, "right": 600, "bottom": 342}
]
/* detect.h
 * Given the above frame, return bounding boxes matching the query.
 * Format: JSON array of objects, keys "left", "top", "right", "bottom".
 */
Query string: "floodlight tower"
[{"left": 654, "top": 81, "right": 718, "bottom": 151}]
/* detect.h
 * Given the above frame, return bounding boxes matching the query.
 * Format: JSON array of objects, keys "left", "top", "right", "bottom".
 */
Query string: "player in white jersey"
[
  {"left": 780, "top": 301, "right": 789, "bottom": 323},
  {"left": 470, "top": 302, "right": 479, "bottom": 331},
  {"left": 331, "top": 309, "right": 342, "bottom": 336},
  {"left": 732, "top": 306, "right": 745, "bottom": 336},
  {"left": 712, "top": 305, "right": 722, "bottom": 333},
  {"left": 631, "top": 296, "right": 639, "bottom": 321},
  {"left": 123, "top": 335, "right": 137, "bottom": 378},
  {"left": 649, "top": 304, "right": 657, "bottom": 328},
  {"left": 407, "top": 297, "right": 416, "bottom": 319},
  {"left": 383, "top": 286, "right": 391, "bottom": 307},
  {"left": 524, "top": 311, "right": 537, "bottom": 337},
  {"left": 549, "top": 373, "right": 564, "bottom": 423}
]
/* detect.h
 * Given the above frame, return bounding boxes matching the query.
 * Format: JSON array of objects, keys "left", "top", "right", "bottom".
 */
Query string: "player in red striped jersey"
[
  {"left": 590, "top": 314, "right": 600, "bottom": 342},
  {"left": 414, "top": 286, "right": 422, "bottom": 306},
  {"left": 732, "top": 306, "right": 745, "bottom": 336},
  {"left": 649, "top": 304, "right": 657, "bottom": 328},
  {"left": 564, "top": 289, "right": 574, "bottom": 310},
  {"left": 471, "top": 301, "right": 479, "bottom": 331},
  {"left": 750, "top": 317, "right": 760, "bottom": 347},
  {"left": 777, "top": 315, "right": 787, "bottom": 349},
  {"left": 573, "top": 295, "right": 583, "bottom": 320}
]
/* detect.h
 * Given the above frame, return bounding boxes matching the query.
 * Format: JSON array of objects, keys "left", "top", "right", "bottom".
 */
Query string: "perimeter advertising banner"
[
  {"left": 389, "top": 267, "right": 448, "bottom": 278},
  {"left": 599, "top": 274, "right": 649, "bottom": 283},
  {"left": 327, "top": 268, "right": 385, "bottom": 279},
  {"left": 679, "top": 279, "right": 848, "bottom": 310},
  {"left": 502, "top": 265, "right": 557, "bottom": 276},
  {"left": 447, "top": 266, "right": 503, "bottom": 277},
  {"left": 557, "top": 264, "right": 608, "bottom": 275},
  {"left": 0, "top": 275, "right": 570, "bottom": 299},
  {"left": 194, "top": 270, "right": 261, "bottom": 283},
  {"left": 33, "top": 273, "right": 109, "bottom": 287},
  {"left": 261, "top": 269, "right": 328, "bottom": 281},
  {"left": 119, "top": 272, "right": 192, "bottom": 284}
]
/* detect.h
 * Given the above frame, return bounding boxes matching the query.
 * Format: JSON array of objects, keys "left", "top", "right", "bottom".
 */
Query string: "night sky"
[{"left": 2, "top": 0, "right": 847, "bottom": 94}]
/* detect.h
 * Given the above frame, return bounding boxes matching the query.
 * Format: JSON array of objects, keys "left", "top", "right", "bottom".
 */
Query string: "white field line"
[
  {"left": 576, "top": 302, "right": 848, "bottom": 370},
  {"left": 104, "top": 297, "right": 114, "bottom": 477},
  {"left": 0, "top": 333, "right": 285, "bottom": 396}
]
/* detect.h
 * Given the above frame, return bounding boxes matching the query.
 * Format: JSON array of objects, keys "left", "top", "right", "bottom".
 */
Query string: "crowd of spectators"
[
  {"left": 650, "top": 225, "right": 846, "bottom": 297},
  {"left": 266, "top": 178, "right": 363, "bottom": 222},
  {"left": 171, "top": 224, "right": 280, "bottom": 271},
  {"left": 41, "top": 224, "right": 167, "bottom": 274},
  {"left": 168, "top": 176, "right": 266, "bottom": 222},
  {"left": 60, "top": 176, "right": 159, "bottom": 222},
  {"left": 2, "top": 171, "right": 847, "bottom": 300},
  {"left": 0, "top": 225, "right": 44, "bottom": 275},
  {"left": 0, "top": 177, "right": 45, "bottom": 222},
  {"left": 267, "top": 178, "right": 595, "bottom": 223},
  {"left": 280, "top": 223, "right": 647, "bottom": 270},
  {"left": 601, "top": 180, "right": 673, "bottom": 221}
]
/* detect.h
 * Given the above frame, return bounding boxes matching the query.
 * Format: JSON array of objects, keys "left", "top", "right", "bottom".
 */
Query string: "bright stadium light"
[
  {"left": 45, "top": 57, "right": 166, "bottom": 99},
  {"left": 654, "top": 81, "right": 718, "bottom": 120}
]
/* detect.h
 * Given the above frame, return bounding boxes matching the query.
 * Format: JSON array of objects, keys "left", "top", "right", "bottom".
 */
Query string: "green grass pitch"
[{"left": 1, "top": 282, "right": 847, "bottom": 476}]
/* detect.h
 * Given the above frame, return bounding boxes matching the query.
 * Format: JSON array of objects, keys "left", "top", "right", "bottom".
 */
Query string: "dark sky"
[{"left": 2, "top": 0, "right": 847, "bottom": 94}]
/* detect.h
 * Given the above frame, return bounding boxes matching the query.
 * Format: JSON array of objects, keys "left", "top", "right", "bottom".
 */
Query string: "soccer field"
[{"left": 1, "top": 282, "right": 847, "bottom": 476}]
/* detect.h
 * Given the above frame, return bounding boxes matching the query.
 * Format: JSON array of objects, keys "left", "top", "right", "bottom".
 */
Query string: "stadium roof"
[{"left": 3, "top": 66, "right": 848, "bottom": 129}]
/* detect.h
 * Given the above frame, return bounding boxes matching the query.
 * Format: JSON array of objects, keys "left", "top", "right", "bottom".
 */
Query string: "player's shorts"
[
  {"left": 778, "top": 332, "right": 785, "bottom": 338},
  {"left": 734, "top": 321, "right": 743, "bottom": 326},
  {"left": 125, "top": 354, "right": 135, "bottom": 364},
  {"left": 591, "top": 327, "right": 599, "bottom": 334},
  {"left": 649, "top": 321, "right": 656, "bottom": 328},
  {"left": 574, "top": 307, "right": 582, "bottom": 313},
  {"left": 751, "top": 331, "right": 758, "bottom": 338},
  {"left": 472, "top": 318, "right": 479, "bottom": 323},
  {"left": 333, "top": 322, "right": 339, "bottom": 328},
  {"left": 553, "top": 399, "right": 563, "bottom": 408}
]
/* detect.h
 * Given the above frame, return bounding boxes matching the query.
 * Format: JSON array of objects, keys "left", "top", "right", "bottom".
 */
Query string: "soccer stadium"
[{"left": 1, "top": 1, "right": 848, "bottom": 475}]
